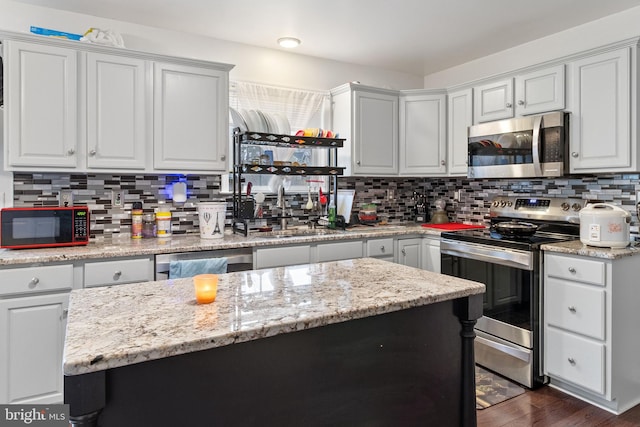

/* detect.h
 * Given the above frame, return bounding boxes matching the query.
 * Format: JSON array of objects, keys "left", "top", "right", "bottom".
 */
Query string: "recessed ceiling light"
[{"left": 277, "top": 37, "right": 301, "bottom": 48}]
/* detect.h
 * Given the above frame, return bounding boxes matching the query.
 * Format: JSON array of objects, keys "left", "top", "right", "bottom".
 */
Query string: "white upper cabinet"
[
  {"left": 473, "top": 78, "right": 514, "bottom": 123},
  {"left": 447, "top": 88, "right": 472, "bottom": 176},
  {"left": 153, "top": 62, "right": 229, "bottom": 172},
  {"left": 331, "top": 84, "right": 398, "bottom": 176},
  {"left": 569, "top": 47, "right": 637, "bottom": 173},
  {"left": 399, "top": 91, "right": 446, "bottom": 175},
  {"left": 86, "top": 52, "right": 148, "bottom": 170},
  {"left": 4, "top": 40, "right": 78, "bottom": 168},
  {"left": 515, "top": 65, "right": 565, "bottom": 116}
]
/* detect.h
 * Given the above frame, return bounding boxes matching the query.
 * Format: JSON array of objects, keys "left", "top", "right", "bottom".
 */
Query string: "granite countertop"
[
  {"left": 542, "top": 239, "right": 640, "bottom": 259},
  {"left": 63, "top": 257, "right": 485, "bottom": 376},
  {"left": 0, "top": 224, "right": 447, "bottom": 266}
]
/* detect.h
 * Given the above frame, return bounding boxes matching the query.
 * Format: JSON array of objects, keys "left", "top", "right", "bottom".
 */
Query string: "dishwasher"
[{"left": 155, "top": 248, "right": 254, "bottom": 280}]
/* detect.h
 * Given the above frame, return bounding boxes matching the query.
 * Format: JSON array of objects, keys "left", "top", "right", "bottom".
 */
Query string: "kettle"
[{"left": 430, "top": 198, "right": 449, "bottom": 224}]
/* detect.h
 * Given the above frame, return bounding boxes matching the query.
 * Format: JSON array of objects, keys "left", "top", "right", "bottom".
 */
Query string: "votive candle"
[{"left": 193, "top": 274, "right": 218, "bottom": 304}]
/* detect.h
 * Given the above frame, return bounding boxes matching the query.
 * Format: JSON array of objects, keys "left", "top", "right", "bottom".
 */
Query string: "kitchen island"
[{"left": 63, "top": 258, "right": 484, "bottom": 427}]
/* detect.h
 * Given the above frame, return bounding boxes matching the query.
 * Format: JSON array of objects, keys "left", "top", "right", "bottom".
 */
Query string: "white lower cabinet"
[
  {"left": 421, "top": 236, "right": 441, "bottom": 273},
  {"left": 396, "top": 238, "right": 421, "bottom": 268},
  {"left": 84, "top": 256, "right": 154, "bottom": 287},
  {"left": 0, "top": 263, "right": 76, "bottom": 404},
  {"left": 315, "top": 240, "right": 363, "bottom": 262},
  {"left": 366, "top": 238, "right": 395, "bottom": 263},
  {"left": 254, "top": 245, "right": 312, "bottom": 269},
  {"left": 543, "top": 252, "right": 640, "bottom": 414}
]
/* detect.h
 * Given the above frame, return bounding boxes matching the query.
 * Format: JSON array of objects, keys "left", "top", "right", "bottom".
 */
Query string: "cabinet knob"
[
  {"left": 356, "top": 161, "right": 361, "bottom": 166},
  {"left": 380, "top": 246, "right": 385, "bottom": 252},
  {"left": 440, "top": 160, "right": 446, "bottom": 166},
  {"left": 518, "top": 100, "right": 525, "bottom": 106},
  {"left": 505, "top": 103, "right": 512, "bottom": 108},
  {"left": 67, "top": 148, "right": 75, "bottom": 155},
  {"left": 571, "top": 152, "right": 579, "bottom": 158},
  {"left": 568, "top": 306, "right": 577, "bottom": 313},
  {"left": 568, "top": 267, "right": 576, "bottom": 274},
  {"left": 29, "top": 277, "right": 40, "bottom": 287},
  {"left": 220, "top": 155, "right": 226, "bottom": 161},
  {"left": 62, "top": 309, "right": 69, "bottom": 320},
  {"left": 401, "top": 248, "right": 406, "bottom": 256},
  {"left": 114, "top": 270, "right": 122, "bottom": 280},
  {"left": 89, "top": 149, "right": 97, "bottom": 156},
  {"left": 567, "top": 357, "right": 576, "bottom": 366}
]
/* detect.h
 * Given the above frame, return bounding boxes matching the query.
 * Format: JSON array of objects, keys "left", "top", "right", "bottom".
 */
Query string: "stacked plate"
[{"left": 230, "top": 107, "right": 291, "bottom": 135}]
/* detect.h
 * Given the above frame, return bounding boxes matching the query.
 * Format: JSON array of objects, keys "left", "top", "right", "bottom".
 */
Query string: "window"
[{"left": 223, "top": 81, "right": 331, "bottom": 194}]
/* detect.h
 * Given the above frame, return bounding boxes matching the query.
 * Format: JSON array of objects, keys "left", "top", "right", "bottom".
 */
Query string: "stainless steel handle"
[
  {"left": 401, "top": 249, "right": 406, "bottom": 256},
  {"left": 505, "top": 102, "right": 512, "bottom": 108},
  {"left": 568, "top": 357, "right": 576, "bottom": 365},
  {"left": 67, "top": 148, "right": 75, "bottom": 155},
  {"left": 220, "top": 155, "right": 226, "bottom": 161},
  {"left": 571, "top": 152, "right": 579, "bottom": 158},
  {"left": 518, "top": 100, "right": 525, "bottom": 106},
  {"left": 89, "top": 149, "right": 97, "bottom": 156},
  {"left": 568, "top": 306, "right": 577, "bottom": 313},
  {"left": 114, "top": 270, "right": 122, "bottom": 280},
  {"left": 532, "top": 114, "right": 543, "bottom": 176},
  {"left": 380, "top": 246, "right": 385, "bottom": 252},
  {"left": 475, "top": 334, "right": 530, "bottom": 363},
  {"left": 29, "top": 277, "right": 40, "bottom": 287},
  {"left": 568, "top": 267, "right": 576, "bottom": 274}
]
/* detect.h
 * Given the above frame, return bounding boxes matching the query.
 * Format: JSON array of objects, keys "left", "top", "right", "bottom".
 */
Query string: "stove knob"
[
  {"left": 493, "top": 201, "right": 500, "bottom": 207},
  {"left": 500, "top": 201, "right": 507, "bottom": 207},
  {"left": 507, "top": 201, "right": 513, "bottom": 207},
  {"left": 572, "top": 203, "right": 582, "bottom": 211},
  {"left": 561, "top": 202, "right": 570, "bottom": 211}
]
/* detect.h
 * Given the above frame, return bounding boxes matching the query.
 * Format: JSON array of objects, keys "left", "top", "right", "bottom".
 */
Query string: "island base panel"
[{"left": 70, "top": 299, "right": 478, "bottom": 426}]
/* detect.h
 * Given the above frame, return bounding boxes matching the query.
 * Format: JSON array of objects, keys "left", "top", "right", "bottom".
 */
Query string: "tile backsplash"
[{"left": 11, "top": 172, "right": 640, "bottom": 241}]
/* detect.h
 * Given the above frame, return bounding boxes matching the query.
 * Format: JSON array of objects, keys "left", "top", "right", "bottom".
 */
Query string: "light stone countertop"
[
  {"left": 541, "top": 240, "right": 640, "bottom": 259},
  {"left": 63, "top": 257, "right": 485, "bottom": 376},
  {"left": 0, "top": 224, "right": 446, "bottom": 266}
]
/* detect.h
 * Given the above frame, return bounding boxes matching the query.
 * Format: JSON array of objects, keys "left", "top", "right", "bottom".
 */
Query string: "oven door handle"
[
  {"left": 475, "top": 333, "right": 531, "bottom": 363},
  {"left": 532, "top": 114, "right": 543, "bottom": 176},
  {"left": 441, "top": 241, "right": 533, "bottom": 270}
]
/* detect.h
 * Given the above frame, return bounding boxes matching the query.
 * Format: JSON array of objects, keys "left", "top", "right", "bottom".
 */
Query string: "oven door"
[{"left": 441, "top": 238, "right": 543, "bottom": 388}]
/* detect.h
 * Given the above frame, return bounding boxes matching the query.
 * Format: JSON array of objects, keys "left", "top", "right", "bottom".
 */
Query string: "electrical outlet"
[
  {"left": 58, "top": 190, "right": 74, "bottom": 207},
  {"left": 112, "top": 190, "right": 125, "bottom": 208}
]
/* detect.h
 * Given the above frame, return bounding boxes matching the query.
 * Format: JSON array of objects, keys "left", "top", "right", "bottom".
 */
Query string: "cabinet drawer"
[
  {"left": 545, "top": 327, "right": 605, "bottom": 395},
  {"left": 84, "top": 257, "right": 153, "bottom": 288},
  {"left": 0, "top": 264, "right": 74, "bottom": 296},
  {"left": 546, "top": 254, "right": 605, "bottom": 286},
  {"left": 366, "top": 238, "right": 394, "bottom": 257},
  {"left": 316, "top": 241, "right": 363, "bottom": 262},
  {"left": 255, "top": 245, "right": 311, "bottom": 269},
  {"left": 546, "top": 277, "right": 605, "bottom": 340}
]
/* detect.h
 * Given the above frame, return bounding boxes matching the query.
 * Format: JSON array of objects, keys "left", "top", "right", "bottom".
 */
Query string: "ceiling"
[{"left": 13, "top": 0, "right": 640, "bottom": 76}]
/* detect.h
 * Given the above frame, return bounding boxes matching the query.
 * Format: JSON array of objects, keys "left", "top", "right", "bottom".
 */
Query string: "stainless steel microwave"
[
  {"left": 467, "top": 111, "right": 569, "bottom": 179},
  {"left": 0, "top": 206, "right": 90, "bottom": 249}
]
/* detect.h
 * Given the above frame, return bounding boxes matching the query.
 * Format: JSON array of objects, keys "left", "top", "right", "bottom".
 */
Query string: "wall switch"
[
  {"left": 59, "top": 190, "right": 74, "bottom": 207},
  {"left": 454, "top": 190, "right": 461, "bottom": 202},
  {"left": 112, "top": 190, "right": 125, "bottom": 208}
]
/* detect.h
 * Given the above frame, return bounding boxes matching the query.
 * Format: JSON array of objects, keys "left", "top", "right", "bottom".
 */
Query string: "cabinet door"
[
  {"left": 473, "top": 78, "right": 514, "bottom": 123},
  {"left": 316, "top": 241, "right": 363, "bottom": 262},
  {"left": 515, "top": 65, "right": 565, "bottom": 116},
  {"left": 86, "top": 52, "right": 148, "bottom": 169},
  {"left": 397, "top": 238, "right": 421, "bottom": 268},
  {"left": 353, "top": 90, "right": 398, "bottom": 175},
  {"left": 421, "top": 237, "right": 441, "bottom": 273},
  {"left": 254, "top": 245, "right": 311, "bottom": 269},
  {"left": 5, "top": 41, "right": 78, "bottom": 168},
  {"left": 569, "top": 48, "right": 632, "bottom": 172},
  {"left": 399, "top": 93, "right": 446, "bottom": 175},
  {"left": 447, "top": 88, "right": 472, "bottom": 175},
  {"left": 154, "top": 62, "right": 229, "bottom": 171},
  {"left": 0, "top": 293, "right": 68, "bottom": 404}
]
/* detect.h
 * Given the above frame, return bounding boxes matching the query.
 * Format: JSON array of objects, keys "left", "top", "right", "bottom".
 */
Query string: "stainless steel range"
[{"left": 440, "top": 196, "right": 583, "bottom": 388}]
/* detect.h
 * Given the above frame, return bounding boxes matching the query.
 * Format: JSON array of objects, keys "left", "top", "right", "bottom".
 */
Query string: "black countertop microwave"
[{"left": 1, "top": 206, "right": 90, "bottom": 249}]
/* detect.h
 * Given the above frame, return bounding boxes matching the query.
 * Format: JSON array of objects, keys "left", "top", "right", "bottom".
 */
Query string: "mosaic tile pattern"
[{"left": 11, "top": 172, "right": 640, "bottom": 241}]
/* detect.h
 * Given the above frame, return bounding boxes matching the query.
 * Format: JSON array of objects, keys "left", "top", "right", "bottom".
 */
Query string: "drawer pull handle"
[
  {"left": 114, "top": 271, "right": 122, "bottom": 279},
  {"left": 29, "top": 277, "right": 40, "bottom": 287},
  {"left": 401, "top": 248, "right": 406, "bottom": 256},
  {"left": 380, "top": 246, "right": 385, "bottom": 252},
  {"left": 568, "top": 306, "right": 577, "bottom": 313},
  {"left": 568, "top": 357, "right": 576, "bottom": 366},
  {"left": 568, "top": 267, "right": 576, "bottom": 274}
]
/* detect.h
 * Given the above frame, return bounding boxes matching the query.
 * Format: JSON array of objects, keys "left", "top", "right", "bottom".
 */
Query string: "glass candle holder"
[{"left": 193, "top": 274, "right": 218, "bottom": 304}]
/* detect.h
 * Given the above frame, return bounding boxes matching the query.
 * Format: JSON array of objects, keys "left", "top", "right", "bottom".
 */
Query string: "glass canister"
[
  {"left": 156, "top": 209, "right": 172, "bottom": 237},
  {"left": 142, "top": 213, "right": 156, "bottom": 238}
]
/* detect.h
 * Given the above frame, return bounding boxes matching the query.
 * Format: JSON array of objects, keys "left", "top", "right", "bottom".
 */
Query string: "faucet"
[{"left": 277, "top": 185, "right": 288, "bottom": 230}]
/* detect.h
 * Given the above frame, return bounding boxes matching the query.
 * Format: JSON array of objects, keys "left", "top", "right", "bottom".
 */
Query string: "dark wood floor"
[{"left": 477, "top": 385, "right": 640, "bottom": 426}]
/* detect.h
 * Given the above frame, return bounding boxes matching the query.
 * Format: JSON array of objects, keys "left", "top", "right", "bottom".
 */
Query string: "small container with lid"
[
  {"left": 156, "top": 208, "right": 172, "bottom": 237},
  {"left": 142, "top": 213, "right": 156, "bottom": 238},
  {"left": 131, "top": 202, "right": 143, "bottom": 239}
]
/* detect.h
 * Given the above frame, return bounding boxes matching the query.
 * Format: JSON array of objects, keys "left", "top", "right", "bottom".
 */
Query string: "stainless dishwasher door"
[{"left": 155, "top": 248, "right": 254, "bottom": 280}]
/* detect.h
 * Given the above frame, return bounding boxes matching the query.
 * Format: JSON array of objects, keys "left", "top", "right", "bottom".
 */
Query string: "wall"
[
  {"left": 0, "top": 0, "right": 423, "bottom": 91},
  {"left": 424, "top": 6, "right": 640, "bottom": 88}
]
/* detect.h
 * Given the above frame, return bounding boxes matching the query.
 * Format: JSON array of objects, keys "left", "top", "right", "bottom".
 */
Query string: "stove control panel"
[{"left": 490, "top": 196, "right": 583, "bottom": 223}]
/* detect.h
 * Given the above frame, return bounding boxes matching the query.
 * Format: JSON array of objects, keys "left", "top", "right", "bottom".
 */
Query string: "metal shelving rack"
[{"left": 232, "top": 128, "right": 345, "bottom": 235}]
